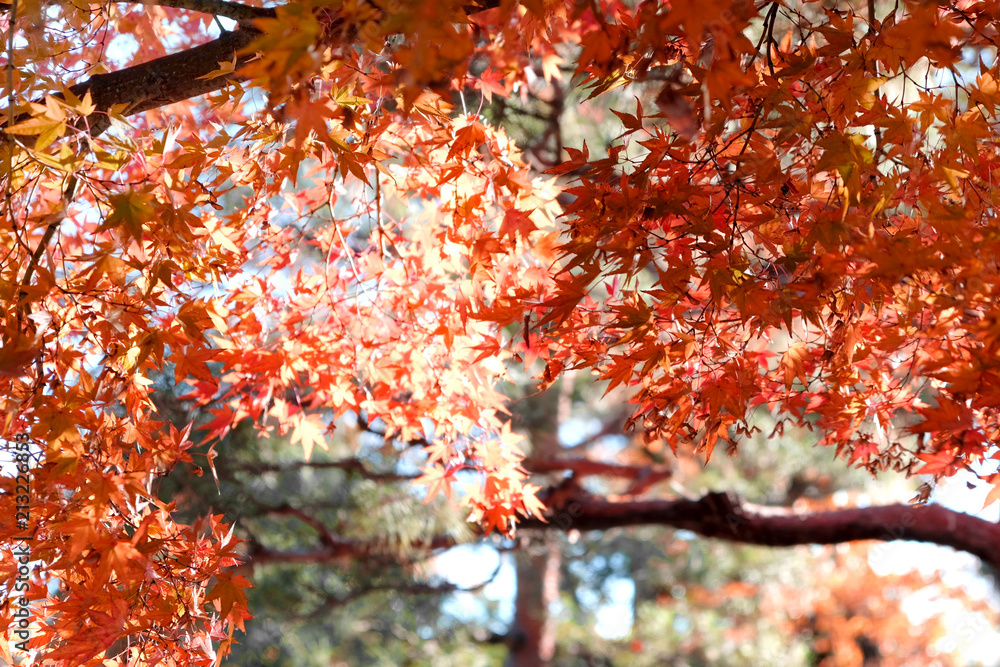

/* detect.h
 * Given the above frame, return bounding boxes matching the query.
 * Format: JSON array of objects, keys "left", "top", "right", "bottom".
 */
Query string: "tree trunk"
[
  {"left": 505, "top": 379, "right": 571, "bottom": 666},
  {"left": 506, "top": 534, "right": 561, "bottom": 667}
]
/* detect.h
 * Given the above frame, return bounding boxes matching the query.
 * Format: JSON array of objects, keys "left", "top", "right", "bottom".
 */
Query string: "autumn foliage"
[{"left": 2, "top": 0, "right": 1000, "bottom": 663}]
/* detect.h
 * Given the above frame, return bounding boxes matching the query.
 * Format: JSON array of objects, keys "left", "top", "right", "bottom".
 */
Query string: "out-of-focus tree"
[
  {"left": 5, "top": 0, "right": 1000, "bottom": 664},
  {"left": 154, "top": 373, "right": 994, "bottom": 666}
]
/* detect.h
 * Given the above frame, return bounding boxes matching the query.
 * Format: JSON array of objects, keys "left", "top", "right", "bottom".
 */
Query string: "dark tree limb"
[
  {"left": 0, "top": 0, "right": 276, "bottom": 20},
  {"left": 66, "top": 26, "right": 261, "bottom": 133},
  {"left": 2, "top": 0, "right": 504, "bottom": 138},
  {"left": 2, "top": 27, "right": 264, "bottom": 298},
  {"left": 246, "top": 489, "right": 1000, "bottom": 574},
  {"left": 522, "top": 491, "right": 1000, "bottom": 570},
  {"left": 133, "top": 0, "right": 276, "bottom": 21},
  {"left": 2, "top": 26, "right": 263, "bottom": 139}
]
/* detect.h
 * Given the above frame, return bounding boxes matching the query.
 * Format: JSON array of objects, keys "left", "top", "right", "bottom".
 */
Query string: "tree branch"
[
  {"left": 73, "top": 26, "right": 260, "bottom": 130},
  {"left": 0, "top": 0, "right": 276, "bottom": 20},
  {"left": 2, "top": 26, "right": 262, "bottom": 139},
  {"left": 248, "top": 532, "right": 459, "bottom": 565},
  {"left": 232, "top": 458, "right": 416, "bottom": 482},
  {"left": 522, "top": 491, "right": 1000, "bottom": 570},
  {"left": 247, "top": 501, "right": 463, "bottom": 565},
  {"left": 134, "top": 0, "right": 275, "bottom": 21},
  {"left": 1, "top": 0, "right": 504, "bottom": 138},
  {"left": 232, "top": 456, "right": 670, "bottom": 487},
  {"left": 246, "top": 491, "right": 1000, "bottom": 581},
  {"left": 287, "top": 562, "right": 501, "bottom": 618},
  {"left": 262, "top": 502, "right": 342, "bottom": 550},
  {"left": 523, "top": 457, "right": 671, "bottom": 482}
]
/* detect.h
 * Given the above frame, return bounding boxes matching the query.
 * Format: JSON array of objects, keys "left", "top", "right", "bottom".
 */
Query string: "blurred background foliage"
[{"left": 153, "top": 365, "right": 998, "bottom": 666}]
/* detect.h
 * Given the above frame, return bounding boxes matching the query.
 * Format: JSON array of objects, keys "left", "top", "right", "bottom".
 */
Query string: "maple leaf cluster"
[{"left": 2, "top": 0, "right": 1000, "bottom": 662}]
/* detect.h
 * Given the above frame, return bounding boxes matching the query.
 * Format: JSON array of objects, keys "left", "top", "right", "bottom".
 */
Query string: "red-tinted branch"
[
  {"left": 522, "top": 491, "right": 1000, "bottom": 570},
  {"left": 247, "top": 491, "right": 1000, "bottom": 575}
]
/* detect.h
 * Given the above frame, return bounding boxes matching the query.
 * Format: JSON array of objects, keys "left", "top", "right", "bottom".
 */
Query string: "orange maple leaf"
[
  {"left": 289, "top": 413, "right": 329, "bottom": 461},
  {"left": 414, "top": 465, "right": 457, "bottom": 503}
]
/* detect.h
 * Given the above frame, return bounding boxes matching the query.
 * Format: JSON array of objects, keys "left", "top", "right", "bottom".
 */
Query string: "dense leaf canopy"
[{"left": 3, "top": 0, "right": 1000, "bottom": 663}]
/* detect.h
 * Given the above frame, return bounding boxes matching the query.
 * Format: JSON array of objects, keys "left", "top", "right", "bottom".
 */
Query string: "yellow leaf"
[
  {"left": 197, "top": 57, "right": 237, "bottom": 80},
  {"left": 44, "top": 95, "right": 66, "bottom": 122},
  {"left": 414, "top": 465, "right": 455, "bottom": 504},
  {"left": 290, "top": 413, "right": 329, "bottom": 460},
  {"left": 5, "top": 116, "right": 62, "bottom": 135},
  {"left": 78, "top": 90, "right": 96, "bottom": 116}
]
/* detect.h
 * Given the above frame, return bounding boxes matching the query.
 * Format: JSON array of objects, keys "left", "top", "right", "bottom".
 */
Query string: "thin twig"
[
  {"left": 231, "top": 457, "right": 417, "bottom": 482},
  {"left": 4, "top": 0, "right": 16, "bottom": 222}
]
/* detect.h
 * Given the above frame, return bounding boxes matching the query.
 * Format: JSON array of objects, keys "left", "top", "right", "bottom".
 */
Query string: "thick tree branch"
[
  {"left": 245, "top": 491, "right": 1000, "bottom": 582},
  {"left": 2, "top": 0, "right": 503, "bottom": 137},
  {"left": 134, "top": 0, "right": 276, "bottom": 21},
  {"left": 250, "top": 489, "right": 1000, "bottom": 573},
  {"left": 0, "top": 0, "right": 276, "bottom": 20},
  {"left": 2, "top": 26, "right": 262, "bottom": 139},
  {"left": 521, "top": 491, "right": 1000, "bottom": 570},
  {"left": 69, "top": 26, "right": 261, "bottom": 132}
]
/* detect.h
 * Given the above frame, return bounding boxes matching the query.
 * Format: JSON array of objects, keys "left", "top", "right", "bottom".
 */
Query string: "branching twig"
[
  {"left": 21, "top": 173, "right": 77, "bottom": 292},
  {"left": 287, "top": 561, "right": 502, "bottom": 618}
]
